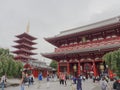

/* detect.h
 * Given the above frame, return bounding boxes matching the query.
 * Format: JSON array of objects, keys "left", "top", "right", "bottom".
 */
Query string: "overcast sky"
[{"left": 0, "top": 0, "right": 120, "bottom": 63}]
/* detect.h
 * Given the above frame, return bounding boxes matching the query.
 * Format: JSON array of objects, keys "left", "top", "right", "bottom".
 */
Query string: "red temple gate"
[{"left": 42, "top": 16, "right": 120, "bottom": 78}]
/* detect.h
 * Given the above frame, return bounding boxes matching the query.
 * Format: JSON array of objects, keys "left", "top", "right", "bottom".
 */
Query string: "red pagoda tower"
[{"left": 12, "top": 25, "right": 37, "bottom": 62}]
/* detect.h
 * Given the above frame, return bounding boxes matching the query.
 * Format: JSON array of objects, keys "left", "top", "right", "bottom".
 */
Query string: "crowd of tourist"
[
  {"left": 57, "top": 72, "right": 120, "bottom": 90},
  {"left": 1, "top": 71, "right": 120, "bottom": 90},
  {"left": 12, "top": 72, "right": 120, "bottom": 90},
  {"left": 20, "top": 71, "right": 58, "bottom": 90}
]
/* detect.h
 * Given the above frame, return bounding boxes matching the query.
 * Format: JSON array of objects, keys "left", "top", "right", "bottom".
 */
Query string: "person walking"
[
  {"left": 20, "top": 71, "right": 26, "bottom": 90},
  {"left": 100, "top": 77, "right": 108, "bottom": 90},
  {"left": 46, "top": 74, "right": 50, "bottom": 88},
  {"left": 61, "top": 73, "right": 65, "bottom": 85},
  {"left": 59, "top": 72, "right": 62, "bottom": 85},
  {"left": 76, "top": 75, "right": 82, "bottom": 90},
  {"left": 64, "top": 73, "right": 67, "bottom": 86},
  {"left": 25, "top": 73, "right": 29, "bottom": 87},
  {"left": 0, "top": 73, "right": 6, "bottom": 90},
  {"left": 113, "top": 78, "right": 119, "bottom": 90},
  {"left": 37, "top": 72, "right": 43, "bottom": 88},
  {"left": 73, "top": 76, "right": 77, "bottom": 84},
  {"left": 28, "top": 74, "right": 34, "bottom": 85}
]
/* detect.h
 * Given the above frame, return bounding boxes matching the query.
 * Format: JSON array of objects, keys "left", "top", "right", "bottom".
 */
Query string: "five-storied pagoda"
[
  {"left": 42, "top": 16, "right": 120, "bottom": 78},
  {"left": 12, "top": 23, "right": 37, "bottom": 62}
]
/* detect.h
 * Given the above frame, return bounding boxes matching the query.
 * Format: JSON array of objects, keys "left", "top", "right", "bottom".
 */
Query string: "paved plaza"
[{"left": 3, "top": 78, "right": 104, "bottom": 90}]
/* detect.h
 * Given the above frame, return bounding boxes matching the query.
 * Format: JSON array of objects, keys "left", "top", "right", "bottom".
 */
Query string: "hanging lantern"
[
  {"left": 73, "top": 64, "right": 77, "bottom": 72},
  {"left": 100, "top": 63, "right": 104, "bottom": 71}
]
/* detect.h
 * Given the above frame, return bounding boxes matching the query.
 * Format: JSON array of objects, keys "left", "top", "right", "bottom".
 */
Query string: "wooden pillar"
[
  {"left": 78, "top": 61, "right": 81, "bottom": 75},
  {"left": 34, "top": 69, "right": 36, "bottom": 78},
  {"left": 57, "top": 62, "right": 60, "bottom": 76},
  {"left": 93, "top": 61, "right": 97, "bottom": 77},
  {"left": 67, "top": 61, "right": 70, "bottom": 74}
]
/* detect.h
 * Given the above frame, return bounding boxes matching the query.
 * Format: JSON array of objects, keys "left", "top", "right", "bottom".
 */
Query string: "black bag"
[
  {"left": 117, "top": 83, "right": 120, "bottom": 90},
  {"left": 113, "top": 81, "right": 118, "bottom": 89},
  {"left": 31, "top": 77, "right": 34, "bottom": 82},
  {"left": 23, "top": 77, "right": 28, "bottom": 83}
]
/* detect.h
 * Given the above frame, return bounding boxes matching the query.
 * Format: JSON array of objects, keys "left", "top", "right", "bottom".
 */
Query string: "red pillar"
[
  {"left": 35, "top": 69, "right": 38, "bottom": 78},
  {"left": 108, "top": 69, "right": 114, "bottom": 79},
  {"left": 33, "top": 69, "right": 37, "bottom": 78},
  {"left": 57, "top": 62, "right": 60, "bottom": 76},
  {"left": 93, "top": 61, "right": 97, "bottom": 76},
  {"left": 78, "top": 61, "right": 81, "bottom": 75},
  {"left": 67, "top": 61, "right": 70, "bottom": 74}
]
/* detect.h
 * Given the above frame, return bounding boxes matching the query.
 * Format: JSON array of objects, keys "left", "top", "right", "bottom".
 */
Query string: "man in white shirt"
[
  {"left": 100, "top": 77, "right": 108, "bottom": 90},
  {"left": 0, "top": 74, "right": 6, "bottom": 90}
]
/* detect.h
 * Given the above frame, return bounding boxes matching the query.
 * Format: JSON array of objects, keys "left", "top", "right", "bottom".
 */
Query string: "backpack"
[{"left": 23, "top": 77, "right": 28, "bottom": 83}]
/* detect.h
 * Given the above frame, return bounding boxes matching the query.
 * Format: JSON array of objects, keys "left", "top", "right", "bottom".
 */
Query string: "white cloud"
[{"left": 0, "top": 0, "right": 120, "bottom": 63}]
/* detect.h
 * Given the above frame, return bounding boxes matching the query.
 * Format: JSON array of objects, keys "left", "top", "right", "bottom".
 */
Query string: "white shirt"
[
  {"left": 1, "top": 75, "right": 6, "bottom": 83},
  {"left": 100, "top": 80, "right": 108, "bottom": 89}
]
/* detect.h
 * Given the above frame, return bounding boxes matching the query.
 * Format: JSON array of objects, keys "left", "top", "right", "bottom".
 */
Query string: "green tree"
[
  {"left": 103, "top": 49, "right": 120, "bottom": 78},
  {"left": 0, "top": 48, "right": 23, "bottom": 78},
  {"left": 50, "top": 60, "right": 57, "bottom": 69}
]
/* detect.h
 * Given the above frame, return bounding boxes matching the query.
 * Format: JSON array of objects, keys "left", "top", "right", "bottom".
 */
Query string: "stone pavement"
[{"left": 4, "top": 78, "right": 103, "bottom": 90}]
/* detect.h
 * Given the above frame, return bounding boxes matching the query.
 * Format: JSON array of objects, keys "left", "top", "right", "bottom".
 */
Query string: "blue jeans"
[
  {"left": 0, "top": 82, "right": 4, "bottom": 90},
  {"left": 77, "top": 85, "right": 82, "bottom": 90},
  {"left": 20, "top": 84, "right": 24, "bottom": 90}
]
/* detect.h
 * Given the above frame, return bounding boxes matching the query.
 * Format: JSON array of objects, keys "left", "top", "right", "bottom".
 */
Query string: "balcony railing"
[{"left": 55, "top": 36, "right": 120, "bottom": 52}]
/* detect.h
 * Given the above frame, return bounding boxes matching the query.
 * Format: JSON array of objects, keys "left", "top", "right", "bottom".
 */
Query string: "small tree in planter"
[{"left": 103, "top": 49, "right": 120, "bottom": 79}]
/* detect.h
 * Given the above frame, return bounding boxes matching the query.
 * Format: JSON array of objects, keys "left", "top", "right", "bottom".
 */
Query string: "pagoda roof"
[
  {"left": 13, "top": 43, "right": 37, "bottom": 50},
  {"left": 14, "top": 37, "right": 37, "bottom": 45},
  {"left": 16, "top": 32, "right": 37, "bottom": 40},
  {"left": 12, "top": 49, "right": 37, "bottom": 55},
  {"left": 41, "top": 42, "right": 120, "bottom": 60},
  {"left": 44, "top": 16, "right": 120, "bottom": 46},
  {"left": 14, "top": 55, "right": 36, "bottom": 60}
]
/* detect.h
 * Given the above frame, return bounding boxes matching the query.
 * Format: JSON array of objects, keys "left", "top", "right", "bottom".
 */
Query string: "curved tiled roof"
[
  {"left": 44, "top": 16, "right": 120, "bottom": 47},
  {"left": 16, "top": 32, "right": 37, "bottom": 40},
  {"left": 58, "top": 16, "right": 120, "bottom": 37},
  {"left": 41, "top": 42, "right": 120, "bottom": 59}
]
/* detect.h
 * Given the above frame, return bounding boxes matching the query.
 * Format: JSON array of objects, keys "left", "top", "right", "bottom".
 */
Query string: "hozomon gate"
[{"left": 42, "top": 16, "right": 120, "bottom": 78}]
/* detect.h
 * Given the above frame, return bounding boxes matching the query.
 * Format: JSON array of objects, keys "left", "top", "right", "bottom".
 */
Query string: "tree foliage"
[
  {"left": 103, "top": 49, "right": 120, "bottom": 78},
  {"left": 49, "top": 60, "right": 57, "bottom": 69},
  {"left": 0, "top": 48, "right": 23, "bottom": 78}
]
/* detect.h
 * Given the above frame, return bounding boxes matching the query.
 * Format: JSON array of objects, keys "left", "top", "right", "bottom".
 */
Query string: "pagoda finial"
[{"left": 26, "top": 21, "right": 30, "bottom": 33}]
